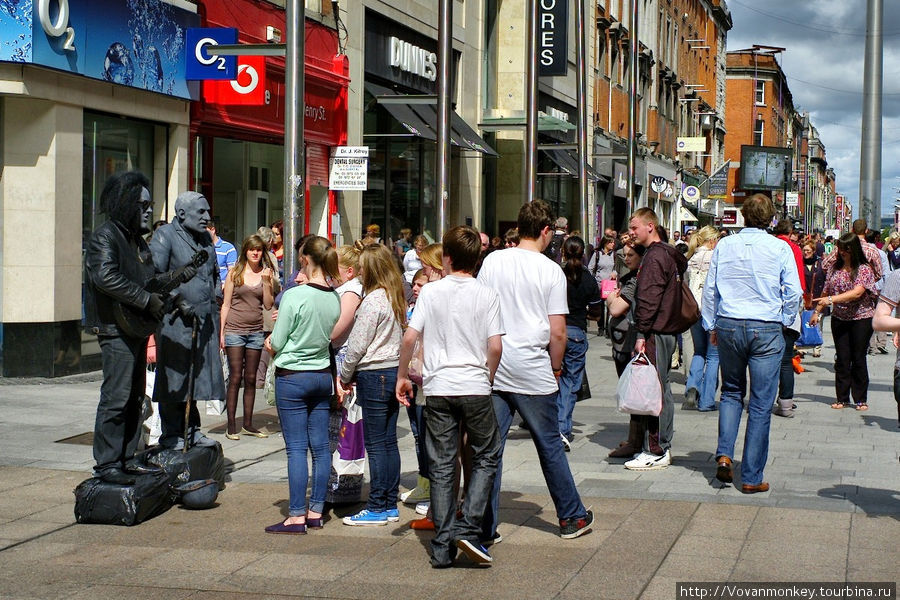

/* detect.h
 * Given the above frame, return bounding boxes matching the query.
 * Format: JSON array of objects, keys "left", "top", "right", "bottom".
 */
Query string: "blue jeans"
[
  {"left": 482, "top": 391, "right": 587, "bottom": 539},
  {"left": 557, "top": 326, "right": 588, "bottom": 437},
  {"left": 275, "top": 371, "right": 333, "bottom": 516},
  {"left": 356, "top": 368, "right": 400, "bottom": 512},
  {"left": 425, "top": 395, "right": 501, "bottom": 565},
  {"left": 685, "top": 321, "right": 719, "bottom": 411},
  {"left": 715, "top": 318, "right": 784, "bottom": 486}
]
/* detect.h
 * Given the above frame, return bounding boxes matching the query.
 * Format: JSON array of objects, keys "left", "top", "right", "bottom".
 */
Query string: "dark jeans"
[
  {"left": 94, "top": 335, "right": 147, "bottom": 473},
  {"left": 637, "top": 334, "right": 676, "bottom": 454},
  {"left": 557, "top": 326, "right": 588, "bottom": 437},
  {"left": 482, "top": 390, "right": 587, "bottom": 540},
  {"left": 425, "top": 395, "right": 501, "bottom": 565},
  {"left": 275, "top": 371, "right": 333, "bottom": 516},
  {"left": 406, "top": 398, "right": 429, "bottom": 478},
  {"left": 779, "top": 328, "right": 800, "bottom": 400},
  {"left": 831, "top": 317, "right": 873, "bottom": 405},
  {"left": 357, "top": 367, "right": 400, "bottom": 512}
]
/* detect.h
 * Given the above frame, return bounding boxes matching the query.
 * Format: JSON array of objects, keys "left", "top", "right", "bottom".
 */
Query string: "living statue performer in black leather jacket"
[
  {"left": 150, "top": 191, "right": 225, "bottom": 450},
  {"left": 84, "top": 172, "right": 192, "bottom": 485}
]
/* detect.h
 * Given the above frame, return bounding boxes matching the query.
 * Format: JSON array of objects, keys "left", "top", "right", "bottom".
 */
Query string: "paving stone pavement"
[{"left": 0, "top": 325, "right": 897, "bottom": 599}]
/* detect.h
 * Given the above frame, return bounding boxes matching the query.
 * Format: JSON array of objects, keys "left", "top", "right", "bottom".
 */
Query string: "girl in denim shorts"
[{"left": 220, "top": 234, "right": 276, "bottom": 439}]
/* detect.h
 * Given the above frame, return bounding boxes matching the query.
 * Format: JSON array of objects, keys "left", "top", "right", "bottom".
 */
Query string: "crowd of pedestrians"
[{"left": 133, "top": 193, "right": 900, "bottom": 569}]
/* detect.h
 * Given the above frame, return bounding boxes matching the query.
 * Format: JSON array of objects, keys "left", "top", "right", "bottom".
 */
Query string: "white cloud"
[{"left": 726, "top": 0, "right": 900, "bottom": 222}]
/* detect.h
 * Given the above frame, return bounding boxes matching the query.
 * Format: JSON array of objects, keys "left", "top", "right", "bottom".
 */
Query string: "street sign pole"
[
  {"left": 283, "top": 2, "right": 304, "bottom": 275},
  {"left": 525, "top": 0, "right": 538, "bottom": 204},
  {"left": 436, "top": 0, "right": 451, "bottom": 239}
]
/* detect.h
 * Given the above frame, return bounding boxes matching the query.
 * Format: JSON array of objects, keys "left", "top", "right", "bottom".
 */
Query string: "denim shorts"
[{"left": 224, "top": 331, "right": 265, "bottom": 350}]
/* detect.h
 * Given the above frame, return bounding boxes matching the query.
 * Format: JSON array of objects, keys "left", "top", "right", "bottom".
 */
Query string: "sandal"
[
  {"left": 830, "top": 402, "right": 846, "bottom": 409},
  {"left": 855, "top": 403, "right": 869, "bottom": 411}
]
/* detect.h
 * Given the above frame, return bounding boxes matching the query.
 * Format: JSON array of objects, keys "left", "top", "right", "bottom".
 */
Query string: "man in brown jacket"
[{"left": 625, "top": 208, "right": 687, "bottom": 470}]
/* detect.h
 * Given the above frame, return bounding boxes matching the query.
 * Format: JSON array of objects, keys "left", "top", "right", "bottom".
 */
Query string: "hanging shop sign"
[
  {"left": 786, "top": 191, "right": 799, "bottom": 208},
  {"left": 708, "top": 161, "right": 730, "bottom": 198},
  {"left": 682, "top": 185, "right": 701, "bottom": 203},
  {"left": 203, "top": 56, "right": 267, "bottom": 106},
  {"left": 538, "top": 0, "right": 568, "bottom": 76},
  {"left": 0, "top": 0, "right": 199, "bottom": 99},
  {"left": 185, "top": 27, "right": 238, "bottom": 80},
  {"left": 330, "top": 146, "right": 370, "bottom": 191},
  {"left": 676, "top": 137, "right": 707, "bottom": 152}
]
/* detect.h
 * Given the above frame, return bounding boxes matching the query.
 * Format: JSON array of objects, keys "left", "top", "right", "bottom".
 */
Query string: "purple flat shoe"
[
  {"left": 265, "top": 521, "right": 307, "bottom": 535},
  {"left": 306, "top": 517, "right": 325, "bottom": 529}
]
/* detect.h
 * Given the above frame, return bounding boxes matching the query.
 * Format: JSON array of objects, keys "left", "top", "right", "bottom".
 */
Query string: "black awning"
[
  {"left": 367, "top": 82, "right": 435, "bottom": 140},
  {"left": 367, "top": 83, "right": 497, "bottom": 156},
  {"left": 542, "top": 149, "right": 608, "bottom": 183}
]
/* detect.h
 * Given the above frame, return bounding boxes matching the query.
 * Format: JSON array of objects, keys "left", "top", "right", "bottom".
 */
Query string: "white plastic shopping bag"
[{"left": 615, "top": 352, "right": 662, "bottom": 416}]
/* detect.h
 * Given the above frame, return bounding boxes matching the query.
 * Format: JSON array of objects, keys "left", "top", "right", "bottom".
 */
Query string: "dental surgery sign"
[
  {"left": 538, "top": 0, "right": 568, "bottom": 76},
  {"left": 0, "top": 0, "right": 199, "bottom": 99}
]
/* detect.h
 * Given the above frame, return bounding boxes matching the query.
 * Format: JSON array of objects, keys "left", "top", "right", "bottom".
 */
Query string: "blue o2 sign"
[
  {"left": 538, "top": 0, "right": 568, "bottom": 77},
  {"left": 185, "top": 28, "right": 238, "bottom": 80}
]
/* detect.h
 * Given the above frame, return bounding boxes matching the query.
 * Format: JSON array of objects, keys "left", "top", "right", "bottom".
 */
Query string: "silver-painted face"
[
  {"left": 139, "top": 187, "right": 153, "bottom": 233},
  {"left": 180, "top": 197, "right": 211, "bottom": 235}
]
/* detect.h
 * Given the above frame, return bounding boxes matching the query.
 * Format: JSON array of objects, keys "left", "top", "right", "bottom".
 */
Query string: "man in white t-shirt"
[
  {"left": 397, "top": 226, "right": 504, "bottom": 568},
  {"left": 477, "top": 201, "right": 594, "bottom": 541}
]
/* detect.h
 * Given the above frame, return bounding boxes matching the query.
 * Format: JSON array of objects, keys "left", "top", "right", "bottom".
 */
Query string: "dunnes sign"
[
  {"left": 389, "top": 37, "right": 437, "bottom": 83},
  {"left": 539, "top": 0, "right": 568, "bottom": 77}
]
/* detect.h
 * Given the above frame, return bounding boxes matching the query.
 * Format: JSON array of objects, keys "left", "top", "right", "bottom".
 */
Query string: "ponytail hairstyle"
[
  {"left": 302, "top": 236, "right": 340, "bottom": 282},
  {"left": 562, "top": 236, "right": 585, "bottom": 284},
  {"left": 358, "top": 244, "right": 408, "bottom": 326},
  {"left": 686, "top": 225, "right": 719, "bottom": 259},
  {"left": 336, "top": 244, "right": 361, "bottom": 272}
]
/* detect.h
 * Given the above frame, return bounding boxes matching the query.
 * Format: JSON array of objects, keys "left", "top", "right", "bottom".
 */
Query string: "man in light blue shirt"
[
  {"left": 701, "top": 193, "right": 802, "bottom": 494},
  {"left": 207, "top": 219, "right": 236, "bottom": 287}
]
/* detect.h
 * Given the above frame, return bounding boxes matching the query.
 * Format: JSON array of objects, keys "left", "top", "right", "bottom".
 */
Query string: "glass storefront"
[
  {"left": 362, "top": 87, "right": 441, "bottom": 243},
  {"left": 81, "top": 111, "right": 156, "bottom": 366}
]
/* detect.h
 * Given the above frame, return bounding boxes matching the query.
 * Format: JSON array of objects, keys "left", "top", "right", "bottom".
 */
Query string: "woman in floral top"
[{"left": 809, "top": 233, "right": 877, "bottom": 410}]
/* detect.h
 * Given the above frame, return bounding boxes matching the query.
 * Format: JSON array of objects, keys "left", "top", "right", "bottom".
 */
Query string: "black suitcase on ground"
[
  {"left": 146, "top": 442, "right": 226, "bottom": 490},
  {"left": 74, "top": 471, "right": 173, "bottom": 526}
]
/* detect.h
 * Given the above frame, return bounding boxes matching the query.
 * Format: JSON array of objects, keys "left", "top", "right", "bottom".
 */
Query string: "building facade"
[
  {"left": 593, "top": 0, "right": 732, "bottom": 234},
  {"left": 0, "top": 0, "right": 201, "bottom": 377}
]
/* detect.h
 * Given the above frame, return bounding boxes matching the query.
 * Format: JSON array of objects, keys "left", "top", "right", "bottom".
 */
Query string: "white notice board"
[{"left": 330, "top": 146, "right": 369, "bottom": 191}]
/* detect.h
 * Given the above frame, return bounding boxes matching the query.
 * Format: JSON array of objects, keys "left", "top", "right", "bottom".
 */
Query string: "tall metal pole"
[
  {"left": 525, "top": 0, "right": 539, "bottom": 203},
  {"left": 576, "top": 0, "right": 589, "bottom": 239},
  {"left": 436, "top": 0, "right": 452, "bottom": 238},
  {"left": 626, "top": 0, "right": 639, "bottom": 216},
  {"left": 859, "top": 0, "right": 882, "bottom": 227},
  {"left": 283, "top": 1, "right": 305, "bottom": 275}
]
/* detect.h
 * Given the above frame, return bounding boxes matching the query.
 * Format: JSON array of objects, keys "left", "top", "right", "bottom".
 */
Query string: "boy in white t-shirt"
[
  {"left": 396, "top": 226, "right": 504, "bottom": 569},
  {"left": 478, "top": 200, "right": 594, "bottom": 541}
]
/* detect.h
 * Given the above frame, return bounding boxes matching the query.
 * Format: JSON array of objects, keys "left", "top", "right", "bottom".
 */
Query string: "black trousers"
[
  {"left": 779, "top": 328, "right": 800, "bottom": 400},
  {"left": 159, "top": 399, "right": 202, "bottom": 446},
  {"left": 93, "top": 335, "right": 147, "bottom": 473},
  {"left": 831, "top": 317, "right": 873, "bottom": 405}
]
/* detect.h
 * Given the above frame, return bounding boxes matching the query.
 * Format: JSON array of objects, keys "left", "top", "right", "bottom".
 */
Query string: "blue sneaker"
[
  {"left": 385, "top": 508, "right": 400, "bottom": 522},
  {"left": 342, "top": 509, "right": 388, "bottom": 526}
]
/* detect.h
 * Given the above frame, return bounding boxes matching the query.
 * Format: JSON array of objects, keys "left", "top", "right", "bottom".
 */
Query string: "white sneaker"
[
  {"left": 415, "top": 501, "right": 430, "bottom": 515},
  {"left": 560, "top": 433, "right": 571, "bottom": 452},
  {"left": 624, "top": 450, "right": 671, "bottom": 471}
]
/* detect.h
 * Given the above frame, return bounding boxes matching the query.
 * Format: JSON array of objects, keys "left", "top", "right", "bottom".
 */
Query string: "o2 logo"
[
  {"left": 38, "top": 0, "right": 76, "bottom": 52},
  {"left": 195, "top": 38, "right": 228, "bottom": 72}
]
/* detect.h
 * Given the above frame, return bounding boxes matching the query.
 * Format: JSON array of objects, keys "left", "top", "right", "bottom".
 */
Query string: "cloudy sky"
[{"left": 726, "top": 0, "right": 900, "bottom": 221}]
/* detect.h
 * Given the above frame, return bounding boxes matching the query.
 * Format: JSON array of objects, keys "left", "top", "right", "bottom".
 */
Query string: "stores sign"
[
  {"left": 389, "top": 37, "right": 437, "bottom": 82},
  {"left": 330, "top": 147, "right": 369, "bottom": 191},
  {"left": 538, "top": 0, "right": 567, "bottom": 76}
]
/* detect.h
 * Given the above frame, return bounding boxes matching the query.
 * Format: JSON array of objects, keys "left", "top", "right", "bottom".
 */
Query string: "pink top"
[{"left": 824, "top": 263, "right": 877, "bottom": 321}]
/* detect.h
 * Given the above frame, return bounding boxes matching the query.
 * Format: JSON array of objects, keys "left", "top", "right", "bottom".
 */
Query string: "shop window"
[{"left": 82, "top": 111, "right": 156, "bottom": 364}]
